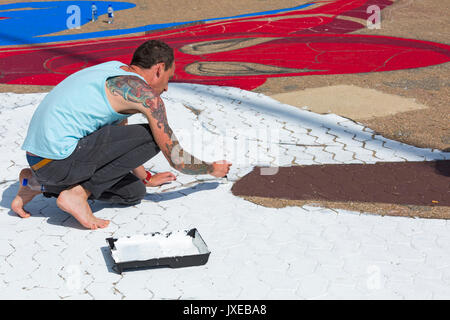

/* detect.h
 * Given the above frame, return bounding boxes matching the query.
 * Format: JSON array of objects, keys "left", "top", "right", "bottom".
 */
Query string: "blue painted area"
[
  {"left": 0, "top": 2, "right": 314, "bottom": 46},
  {"left": 0, "top": 1, "right": 135, "bottom": 45}
]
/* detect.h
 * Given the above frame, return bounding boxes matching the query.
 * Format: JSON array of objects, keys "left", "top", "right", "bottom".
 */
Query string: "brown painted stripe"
[{"left": 231, "top": 161, "right": 450, "bottom": 207}]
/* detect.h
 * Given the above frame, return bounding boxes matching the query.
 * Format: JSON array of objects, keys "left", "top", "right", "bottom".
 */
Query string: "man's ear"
[{"left": 155, "top": 63, "right": 165, "bottom": 78}]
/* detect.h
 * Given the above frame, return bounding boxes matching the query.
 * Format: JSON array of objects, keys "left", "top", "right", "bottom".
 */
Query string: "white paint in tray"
[{"left": 111, "top": 230, "right": 200, "bottom": 263}]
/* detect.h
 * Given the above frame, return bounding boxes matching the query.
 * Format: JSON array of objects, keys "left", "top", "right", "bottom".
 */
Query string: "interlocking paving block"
[
  {"left": 296, "top": 274, "right": 330, "bottom": 299},
  {"left": 2, "top": 85, "right": 450, "bottom": 299}
]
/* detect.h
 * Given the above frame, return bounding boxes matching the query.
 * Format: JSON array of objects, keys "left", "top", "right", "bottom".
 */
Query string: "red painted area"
[{"left": 0, "top": 0, "right": 449, "bottom": 90}]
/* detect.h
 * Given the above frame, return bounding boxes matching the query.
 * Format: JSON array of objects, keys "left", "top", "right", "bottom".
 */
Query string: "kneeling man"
[{"left": 11, "top": 40, "right": 231, "bottom": 230}]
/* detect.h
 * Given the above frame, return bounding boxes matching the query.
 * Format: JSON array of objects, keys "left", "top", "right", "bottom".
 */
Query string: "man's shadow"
[
  {"left": 1, "top": 181, "right": 219, "bottom": 229},
  {"left": 90, "top": 181, "right": 220, "bottom": 212}
]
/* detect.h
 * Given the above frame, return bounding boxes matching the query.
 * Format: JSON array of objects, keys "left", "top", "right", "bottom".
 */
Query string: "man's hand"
[
  {"left": 210, "top": 160, "right": 232, "bottom": 178},
  {"left": 145, "top": 172, "right": 176, "bottom": 187}
]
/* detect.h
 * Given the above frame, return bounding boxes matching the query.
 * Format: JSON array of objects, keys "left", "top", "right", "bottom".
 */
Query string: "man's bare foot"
[
  {"left": 56, "top": 185, "right": 110, "bottom": 230},
  {"left": 11, "top": 168, "right": 42, "bottom": 218}
]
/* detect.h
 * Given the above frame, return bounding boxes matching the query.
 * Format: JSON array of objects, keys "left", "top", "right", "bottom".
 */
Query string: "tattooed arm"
[{"left": 106, "top": 75, "right": 217, "bottom": 175}]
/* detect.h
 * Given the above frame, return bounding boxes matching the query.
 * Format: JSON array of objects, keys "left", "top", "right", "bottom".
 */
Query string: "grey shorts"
[{"left": 32, "top": 124, "right": 160, "bottom": 205}]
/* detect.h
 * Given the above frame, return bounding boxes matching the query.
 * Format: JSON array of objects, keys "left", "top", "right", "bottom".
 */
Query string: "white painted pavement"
[{"left": 0, "top": 84, "right": 449, "bottom": 299}]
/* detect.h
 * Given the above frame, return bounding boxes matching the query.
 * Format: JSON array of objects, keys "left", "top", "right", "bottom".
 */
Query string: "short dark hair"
[{"left": 130, "top": 40, "right": 174, "bottom": 70}]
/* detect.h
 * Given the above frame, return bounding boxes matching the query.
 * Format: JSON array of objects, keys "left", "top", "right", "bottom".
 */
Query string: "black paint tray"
[{"left": 106, "top": 228, "right": 211, "bottom": 274}]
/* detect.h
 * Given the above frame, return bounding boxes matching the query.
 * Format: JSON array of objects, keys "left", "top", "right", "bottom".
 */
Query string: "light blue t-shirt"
[{"left": 22, "top": 61, "right": 146, "bottom": 160}]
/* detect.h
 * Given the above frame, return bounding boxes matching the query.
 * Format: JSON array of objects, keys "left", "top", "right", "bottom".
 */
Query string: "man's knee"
[
  {"left": 133, "top": 123, "right": 152, "bottom": 140},
  {"left": 132, "top": 123, "right": 160, "bottom": 153}
]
